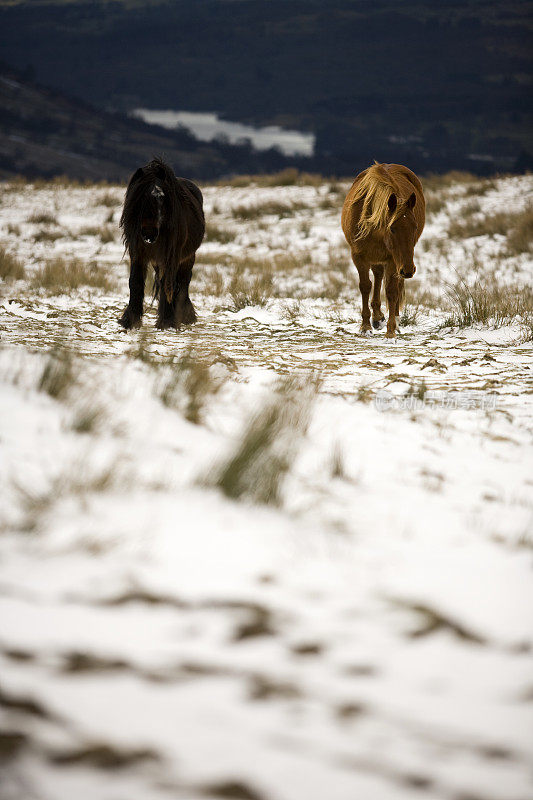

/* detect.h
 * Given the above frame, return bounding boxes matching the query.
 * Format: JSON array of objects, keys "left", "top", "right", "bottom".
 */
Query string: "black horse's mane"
[{"left": 120, "top": 157, "right": 181, "bottom": 250}]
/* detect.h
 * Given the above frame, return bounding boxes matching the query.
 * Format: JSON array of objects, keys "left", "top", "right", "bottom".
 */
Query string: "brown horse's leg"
[
  {"left": 395, "top": 276, "right": 405, "bottom": 319},
  {"left": 353, "top": 259, "right": 372, "bottom": 333},
  {"left": 384, "top": 269, "right": 399, "bottom": 338},
  {"left": 371, "top": 265, "right": 385, "bottom": 329},
  {"left": 175, "top": 256, "right": 197, "bottom": 326},
  {"left": 119, "top": 257, "right": 146, "bottom": 329}
]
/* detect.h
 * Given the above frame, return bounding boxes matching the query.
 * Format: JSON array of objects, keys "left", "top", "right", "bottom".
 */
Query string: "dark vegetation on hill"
[
  {"left": 0, "top": 0, "right": 531, "bottom": 179},
  {"left": 0, "top": 64, "right": 306, "bottom": 181}
]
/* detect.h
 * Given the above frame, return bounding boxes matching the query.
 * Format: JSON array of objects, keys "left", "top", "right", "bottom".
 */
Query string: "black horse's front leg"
[{"left": 119, "top": 258, "right": 146, "bottom": 329}]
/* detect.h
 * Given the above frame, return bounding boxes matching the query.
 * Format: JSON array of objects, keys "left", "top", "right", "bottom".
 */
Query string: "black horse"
[{"left": 119, "top": 158, "right": 205, "bottom": 330}]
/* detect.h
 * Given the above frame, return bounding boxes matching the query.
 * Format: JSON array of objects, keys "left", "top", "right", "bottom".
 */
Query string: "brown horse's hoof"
[{"left": 385, "top": 331, "right": 396, "bottom": 339}]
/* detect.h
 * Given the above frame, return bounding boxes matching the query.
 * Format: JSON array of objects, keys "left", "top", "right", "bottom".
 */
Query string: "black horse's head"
[
  {"left": 121, "top": 158, "right": 177, "bottom": 249},
  {"left": 140, "top": 183, "right": 165, "bottom": 244}
]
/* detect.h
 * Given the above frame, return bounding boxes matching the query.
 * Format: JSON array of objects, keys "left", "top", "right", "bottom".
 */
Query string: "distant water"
[{"left": 131, "top": 109, "right": 315, "bottom": 157}]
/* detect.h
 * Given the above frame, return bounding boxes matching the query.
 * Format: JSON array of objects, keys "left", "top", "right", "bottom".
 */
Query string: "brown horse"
[{"left": 341, "top": 162, "right": 425, "bottom": 338}]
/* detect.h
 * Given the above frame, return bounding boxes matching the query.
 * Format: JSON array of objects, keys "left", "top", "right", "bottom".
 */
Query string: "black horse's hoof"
[
  {"left": 118, "top": 307, "right": 142, "bottom": 330},
  {"left": 155, "top": 317, "right": 178, "bottom": 331},
  {"left": 372, "top": 318, "right": 385, "bottom": 330},
  {"left": 180, "top": 300, "right": 197, "bottom": 326}
]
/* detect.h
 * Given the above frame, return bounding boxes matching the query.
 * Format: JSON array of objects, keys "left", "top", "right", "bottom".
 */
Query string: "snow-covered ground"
[{"left": 0, "top": 174, "right": 532, "bottom": 800}]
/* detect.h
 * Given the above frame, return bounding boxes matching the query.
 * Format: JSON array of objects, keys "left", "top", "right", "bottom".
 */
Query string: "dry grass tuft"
[
  {"left": 318, "top": 271, "right": 346, "bottom": 301},
  {"left": 204, "top": 221, "right": 236, "bottom": 244},
  {"left": 447, "top": 206, "right": 532, "bottom": 251},
  {"left": 280, "top": 299, "right": 301, "bottom": 322},
  {"left": 424, "top": 193, "right": 448, "bottom": 216},
  {"left": 405, "top": 380, "right": 428, "bottom": 401},
  {"left": 157, "top": 348, "right": 224, "bottom": 424},
  {"left": 444, "top": 277, "right": 533, "bottom": 328},
  {"left": 197, "top": 251, "right": 231, "bottom": 267},
  {"left": 231, "top": 200, "right": 307, "bottom": 220},
  {"left": 447, "top": 211, "right": 506, "bottom": 239},
  {"left": 78, "top": 225, "right": 116, "bottom": 243},
  {"left": 462, "top": 180, "right": 497, "bottom": 198},
  {"left": 423, "top": 175, "right": 500, "bottom": 222},
  {"left": 126, "top": 330, "right": 160, "bottom": 365},
  {"left": 220, "top": 168, "right": 324, "bottom": 188},
  {"left": 38, "top": 346, "right": 76, "bottom": 400},
  {"left": 399, "top": 304, "right": 419, "bottom": 326},
  {"left": 33, "top": 257, "right": 114, "bottom": 293},
  {"left": 199, "top": 249, "right": 312, "bottom": 303},
  {"left": 229, "top": 261, "right": 273, "bottom": 310},
  {"left": 99, "top": 226, "right": 116, "bottom": 244},
  {"left": 210, "top": 248, "right": 346, "bottom": 304},
  {"left": 318, "top": 194, "right": 339, "bottom": 211},
  {"left": 79, "top": 226, "right": 100, "bottom": 237},
  {"left": 33, "top": 229, "right": 63, "bottom": 243},
  {"left": 505, "top": 206, "right": 533, "bottom": 256},
  {"left": 406, "top": 281, "right": 440, "bottom": 309},
  {"left": 3, "top": 176, "right": 29, "bottom": 190},
  {"left": 272, "top": 251, "right": 311, "bottom": 274},
  {"left": 48, "top": 742, "right": 159, "bottom": 769},
  {"left": 15, "top": 456, "right": 130, "bottom": 531},
  {"left": 31, "top": 176, "right": 112, "bottom": 190},
  {"left": 96, "top": 192, "right": 119, "bottom": 208},
  {"left": 519, "top": 313, "right": 533, "bottom": 342},
  {"left": 422, "top": 171, "right": 478, "bottom": 193},
  {"left": 357, "top": 385, "right": 374, "bottom": 404},
  {"left": 306, "top": 251, "right": 350, "bottom": 301},
  {"left": 199, "top": 266, "right": 226, "bottom": 297},
  {"left": 329, "top": 442, "right": 347, "bottom": 479},
  {"left": 461, "top": 199, "right": 482, "bottom": 217},
  {"left": 0, "top": 246, "right": 25, "bottom": 281},
  {"left": 28, "top": 212, "right": 58, "bottom": 225},
  {"left": 300, "top": 219, "right": 312, "bottom": 237},
  {"left": 71, "top": 403, "right": 105, "bottom": 434},
  {"left": 208, "top": 376, "right": 318, "bottom": 505}
]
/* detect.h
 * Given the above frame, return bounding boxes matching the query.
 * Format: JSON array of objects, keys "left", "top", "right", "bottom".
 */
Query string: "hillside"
[
  {"left": 0, "top": 64, "right": 301, "bottom": 181},
  {"left": 0, "top": 0, "right": 532, "bottom": 175}
]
